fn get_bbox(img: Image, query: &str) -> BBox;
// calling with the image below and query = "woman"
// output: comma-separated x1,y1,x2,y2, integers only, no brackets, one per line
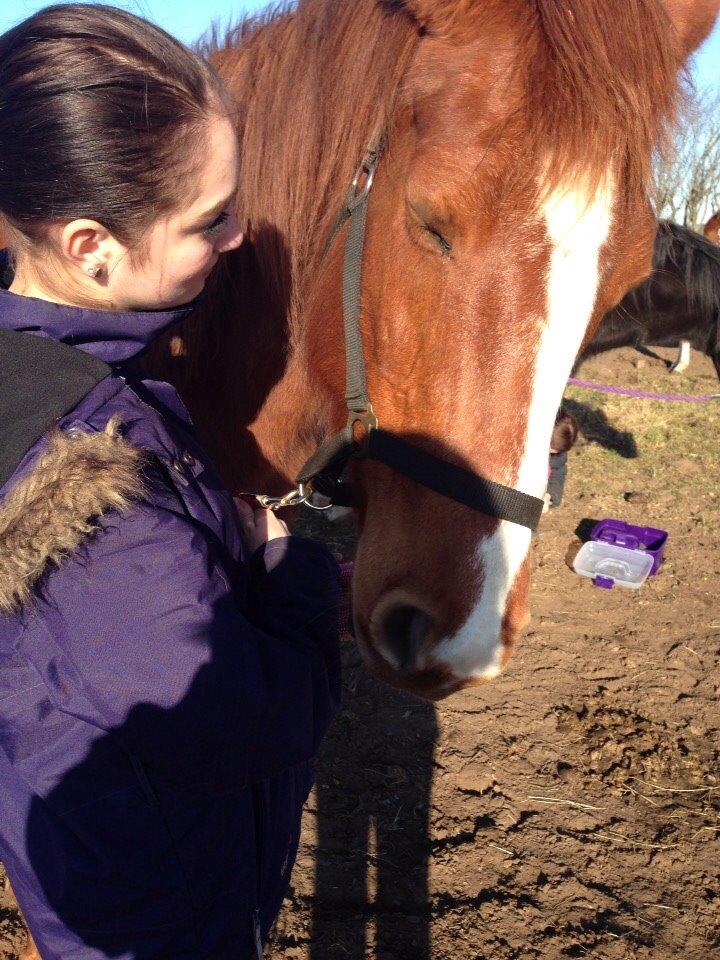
0,5,341,959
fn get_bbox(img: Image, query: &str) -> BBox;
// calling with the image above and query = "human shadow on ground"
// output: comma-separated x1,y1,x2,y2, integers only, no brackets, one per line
562,398,638,458
307,640,438,960
289,509,438,960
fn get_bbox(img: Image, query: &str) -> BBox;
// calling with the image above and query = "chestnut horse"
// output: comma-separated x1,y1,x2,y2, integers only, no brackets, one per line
705,209,720,245
147,0,719,701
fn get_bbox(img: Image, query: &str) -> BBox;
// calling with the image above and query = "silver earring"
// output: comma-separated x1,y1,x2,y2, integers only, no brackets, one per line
85,264,102,278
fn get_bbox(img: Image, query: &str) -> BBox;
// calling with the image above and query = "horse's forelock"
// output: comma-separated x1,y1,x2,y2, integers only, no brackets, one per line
399,1,679,202
200,0,682,308
525,0,679,199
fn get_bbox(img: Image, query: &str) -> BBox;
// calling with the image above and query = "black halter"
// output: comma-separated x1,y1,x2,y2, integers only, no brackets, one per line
249,137,544,532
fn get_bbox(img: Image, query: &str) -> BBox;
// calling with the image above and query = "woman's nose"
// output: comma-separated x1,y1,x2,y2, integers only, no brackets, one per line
218,213,244,252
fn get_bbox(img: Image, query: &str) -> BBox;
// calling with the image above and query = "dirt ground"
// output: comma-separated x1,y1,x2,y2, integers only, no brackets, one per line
2,345,719,959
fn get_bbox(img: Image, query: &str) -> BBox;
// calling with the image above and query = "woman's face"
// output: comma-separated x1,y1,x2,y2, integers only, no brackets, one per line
110,112,244,310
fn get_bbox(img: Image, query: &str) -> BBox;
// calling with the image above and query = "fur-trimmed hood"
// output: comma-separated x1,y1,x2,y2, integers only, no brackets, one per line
0,250,208,614
0,252,200,614
0,415,146,614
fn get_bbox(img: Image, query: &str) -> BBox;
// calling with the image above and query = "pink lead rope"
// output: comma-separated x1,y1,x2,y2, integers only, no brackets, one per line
567,377,720,404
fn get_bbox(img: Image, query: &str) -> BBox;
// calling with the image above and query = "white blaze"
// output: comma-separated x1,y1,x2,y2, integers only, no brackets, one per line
432,181,615,679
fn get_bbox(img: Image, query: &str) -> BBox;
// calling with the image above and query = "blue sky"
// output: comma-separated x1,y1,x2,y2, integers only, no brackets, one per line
1,0,270,43
2,0,719,91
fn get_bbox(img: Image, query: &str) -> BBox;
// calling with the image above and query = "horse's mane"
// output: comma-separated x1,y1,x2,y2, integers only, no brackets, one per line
191,0,679,344
197,1,417,334
641,221,720,317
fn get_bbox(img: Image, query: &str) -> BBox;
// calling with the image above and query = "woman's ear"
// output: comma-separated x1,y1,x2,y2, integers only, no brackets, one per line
59,219,126,276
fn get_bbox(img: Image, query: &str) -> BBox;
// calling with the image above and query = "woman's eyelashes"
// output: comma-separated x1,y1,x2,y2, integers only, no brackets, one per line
203,211,230,237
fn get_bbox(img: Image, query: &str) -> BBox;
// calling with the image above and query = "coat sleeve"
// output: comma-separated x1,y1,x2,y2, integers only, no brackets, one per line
31,501,341,794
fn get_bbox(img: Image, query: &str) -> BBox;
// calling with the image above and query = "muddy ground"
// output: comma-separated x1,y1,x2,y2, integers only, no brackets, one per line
2,346,719,959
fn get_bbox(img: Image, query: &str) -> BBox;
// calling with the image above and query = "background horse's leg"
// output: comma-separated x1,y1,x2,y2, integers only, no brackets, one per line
669,339,691,373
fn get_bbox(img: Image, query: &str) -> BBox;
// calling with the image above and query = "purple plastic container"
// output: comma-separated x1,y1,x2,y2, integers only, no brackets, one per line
590,519,668,576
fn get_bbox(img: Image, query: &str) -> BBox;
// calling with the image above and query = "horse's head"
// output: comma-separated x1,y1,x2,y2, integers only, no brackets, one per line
306,0,719,699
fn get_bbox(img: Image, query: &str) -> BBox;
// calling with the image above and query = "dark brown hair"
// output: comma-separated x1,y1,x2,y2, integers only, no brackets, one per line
0,3,224,252
551,408,580,454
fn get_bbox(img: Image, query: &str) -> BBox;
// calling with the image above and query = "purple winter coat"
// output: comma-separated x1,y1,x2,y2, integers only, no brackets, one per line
0,267,341,960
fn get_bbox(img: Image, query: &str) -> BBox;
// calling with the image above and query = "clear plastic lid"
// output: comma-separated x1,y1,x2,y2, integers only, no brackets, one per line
573,540,654,589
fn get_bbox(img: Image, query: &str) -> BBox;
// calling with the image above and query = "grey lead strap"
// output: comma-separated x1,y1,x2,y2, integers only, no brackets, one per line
321,205,351,263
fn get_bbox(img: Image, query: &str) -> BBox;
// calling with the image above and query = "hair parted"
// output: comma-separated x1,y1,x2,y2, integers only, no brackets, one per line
0,3,225,253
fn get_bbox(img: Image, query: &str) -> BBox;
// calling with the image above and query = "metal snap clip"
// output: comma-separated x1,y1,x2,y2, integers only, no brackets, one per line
180,450,197,468
170,458,190,485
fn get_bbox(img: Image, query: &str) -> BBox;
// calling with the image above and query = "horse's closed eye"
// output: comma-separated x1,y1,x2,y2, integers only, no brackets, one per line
406,199,452,257
426,225,452,256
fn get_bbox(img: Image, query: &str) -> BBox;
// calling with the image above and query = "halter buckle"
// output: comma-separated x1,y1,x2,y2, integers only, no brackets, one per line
347,403,378,441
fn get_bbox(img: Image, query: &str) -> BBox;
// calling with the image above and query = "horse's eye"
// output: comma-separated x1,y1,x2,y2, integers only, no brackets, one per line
426,225,452,256
407,198,452,257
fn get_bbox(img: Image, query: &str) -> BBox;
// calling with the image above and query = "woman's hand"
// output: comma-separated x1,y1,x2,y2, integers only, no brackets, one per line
233,496,290,554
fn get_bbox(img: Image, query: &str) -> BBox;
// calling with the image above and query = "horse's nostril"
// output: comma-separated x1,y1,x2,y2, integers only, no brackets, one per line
379,604,433,672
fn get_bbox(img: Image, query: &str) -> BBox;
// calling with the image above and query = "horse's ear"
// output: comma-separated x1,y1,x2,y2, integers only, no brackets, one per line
662,0,720,58
704,211,720,244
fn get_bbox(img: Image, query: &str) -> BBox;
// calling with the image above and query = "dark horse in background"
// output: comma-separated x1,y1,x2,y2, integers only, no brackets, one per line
579,220,720,379
146,0,720,701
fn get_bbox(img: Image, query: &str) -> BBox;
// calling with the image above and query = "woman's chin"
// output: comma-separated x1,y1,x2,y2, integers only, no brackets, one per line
170,275,207,305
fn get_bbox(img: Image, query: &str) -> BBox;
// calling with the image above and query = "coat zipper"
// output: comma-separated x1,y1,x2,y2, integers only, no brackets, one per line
253,907,265,960
252,786,266,959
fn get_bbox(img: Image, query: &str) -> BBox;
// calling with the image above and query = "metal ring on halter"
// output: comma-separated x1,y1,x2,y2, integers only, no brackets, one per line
349,156,377,205
302,487,336,511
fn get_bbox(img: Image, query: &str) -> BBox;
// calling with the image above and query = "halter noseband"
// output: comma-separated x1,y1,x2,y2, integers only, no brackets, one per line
245,137,544,532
